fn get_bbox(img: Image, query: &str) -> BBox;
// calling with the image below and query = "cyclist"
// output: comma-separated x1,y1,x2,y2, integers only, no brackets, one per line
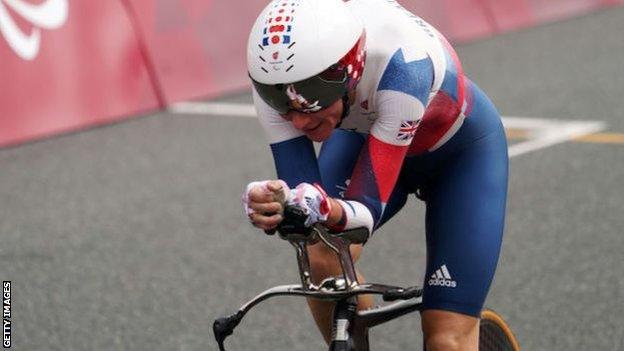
242,0,508,350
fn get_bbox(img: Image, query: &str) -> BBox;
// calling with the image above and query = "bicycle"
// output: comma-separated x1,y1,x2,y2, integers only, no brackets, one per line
214,205,520,350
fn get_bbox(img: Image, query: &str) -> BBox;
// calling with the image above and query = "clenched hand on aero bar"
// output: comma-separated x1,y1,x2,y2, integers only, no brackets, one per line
242,180,334,231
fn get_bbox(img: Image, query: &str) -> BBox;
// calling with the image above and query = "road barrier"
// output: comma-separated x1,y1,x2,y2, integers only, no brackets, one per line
1,0,621,147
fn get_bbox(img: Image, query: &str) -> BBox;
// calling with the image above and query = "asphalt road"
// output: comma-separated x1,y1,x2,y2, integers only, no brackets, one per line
1,6,623,351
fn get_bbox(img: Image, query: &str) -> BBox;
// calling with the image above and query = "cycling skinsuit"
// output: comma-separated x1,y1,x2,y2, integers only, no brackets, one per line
252,0,508,317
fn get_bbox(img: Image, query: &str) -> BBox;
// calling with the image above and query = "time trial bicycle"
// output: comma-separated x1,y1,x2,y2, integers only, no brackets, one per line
214,204,520,350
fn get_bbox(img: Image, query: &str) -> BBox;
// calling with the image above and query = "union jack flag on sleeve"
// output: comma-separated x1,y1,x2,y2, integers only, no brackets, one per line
397,120,420,141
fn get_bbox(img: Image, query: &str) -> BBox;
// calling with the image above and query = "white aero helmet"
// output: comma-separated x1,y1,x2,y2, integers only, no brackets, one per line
247,0,366,114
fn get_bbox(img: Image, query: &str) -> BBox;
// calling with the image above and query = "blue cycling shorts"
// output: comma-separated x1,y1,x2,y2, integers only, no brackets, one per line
318,81,508,317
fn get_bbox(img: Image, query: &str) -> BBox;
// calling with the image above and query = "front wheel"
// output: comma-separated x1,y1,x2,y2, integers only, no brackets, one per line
479,309,520,351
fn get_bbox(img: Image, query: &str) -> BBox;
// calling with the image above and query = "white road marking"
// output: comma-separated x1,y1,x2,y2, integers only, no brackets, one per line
169,102,257,117
503,117,606,157
170,102,608,158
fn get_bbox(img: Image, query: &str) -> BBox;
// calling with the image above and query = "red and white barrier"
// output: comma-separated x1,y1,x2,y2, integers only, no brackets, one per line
1,0,622,147
122,0,268,105
0,0,160,147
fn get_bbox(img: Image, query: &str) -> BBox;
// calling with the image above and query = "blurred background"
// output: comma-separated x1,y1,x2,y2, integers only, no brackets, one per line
1,0,623,350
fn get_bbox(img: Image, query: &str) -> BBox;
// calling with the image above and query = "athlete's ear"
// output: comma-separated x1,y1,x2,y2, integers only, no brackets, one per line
336,93,351,128
347,89,357,105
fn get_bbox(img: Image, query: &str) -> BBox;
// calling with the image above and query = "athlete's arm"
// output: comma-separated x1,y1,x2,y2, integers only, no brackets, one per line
244,89,325,230
253,88,323,187
333,48,435,234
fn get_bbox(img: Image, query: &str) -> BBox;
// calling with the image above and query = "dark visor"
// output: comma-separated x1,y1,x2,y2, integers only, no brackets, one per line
251,64,348,114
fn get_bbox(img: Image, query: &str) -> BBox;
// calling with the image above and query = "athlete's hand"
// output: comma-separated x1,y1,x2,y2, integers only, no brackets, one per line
286,182,332,227
242,180,290,230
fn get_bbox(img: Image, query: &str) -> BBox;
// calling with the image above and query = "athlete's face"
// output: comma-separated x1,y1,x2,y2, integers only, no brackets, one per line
282,99,343,142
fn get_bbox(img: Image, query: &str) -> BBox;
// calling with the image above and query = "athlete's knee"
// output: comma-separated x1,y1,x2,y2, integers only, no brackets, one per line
307,242,341,280
424,331,466,351
307,242,363,282
422,310,479,351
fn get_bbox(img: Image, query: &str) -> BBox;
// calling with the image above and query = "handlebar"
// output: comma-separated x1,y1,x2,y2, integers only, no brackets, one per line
275,204,369,244
213,203,421,351
268,204,370,291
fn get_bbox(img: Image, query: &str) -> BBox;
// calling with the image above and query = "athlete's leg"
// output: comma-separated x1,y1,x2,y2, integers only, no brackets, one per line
419,88,509,350
309,129,409,343
306,242,368,343
422,310,479,351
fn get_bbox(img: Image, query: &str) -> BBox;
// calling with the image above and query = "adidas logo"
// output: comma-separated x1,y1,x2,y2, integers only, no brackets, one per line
428,264,457,288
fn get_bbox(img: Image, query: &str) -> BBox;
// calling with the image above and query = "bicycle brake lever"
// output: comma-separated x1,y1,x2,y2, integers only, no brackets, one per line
213,311,243,351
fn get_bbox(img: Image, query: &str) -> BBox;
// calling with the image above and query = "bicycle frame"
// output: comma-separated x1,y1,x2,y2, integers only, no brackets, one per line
214,224,424,351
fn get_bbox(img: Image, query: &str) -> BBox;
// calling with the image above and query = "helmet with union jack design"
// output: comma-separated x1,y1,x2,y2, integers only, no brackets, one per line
247,0,366,114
